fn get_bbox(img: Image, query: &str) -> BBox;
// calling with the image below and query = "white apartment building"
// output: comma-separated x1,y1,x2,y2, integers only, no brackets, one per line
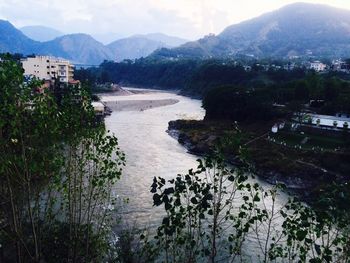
21,56,74,83
309,61,327,72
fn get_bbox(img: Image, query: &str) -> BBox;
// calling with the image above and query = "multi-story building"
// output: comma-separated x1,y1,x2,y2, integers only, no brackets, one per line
21,56,74,83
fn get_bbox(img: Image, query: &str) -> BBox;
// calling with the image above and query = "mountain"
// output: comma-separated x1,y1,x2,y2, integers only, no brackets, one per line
0,20,188,64
92,33,128,45
108,36,167,61
153,3,350,59
0,20,40,54
0,20,112,64
41,34,114,65
137,33,188,47
108,33,188,61
20,25,63,42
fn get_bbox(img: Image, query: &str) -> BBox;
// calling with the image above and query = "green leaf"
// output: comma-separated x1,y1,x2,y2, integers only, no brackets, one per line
191,197,198,204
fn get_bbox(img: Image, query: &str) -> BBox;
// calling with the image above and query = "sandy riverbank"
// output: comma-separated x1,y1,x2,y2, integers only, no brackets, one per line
103,99,179,112
99,87,180,112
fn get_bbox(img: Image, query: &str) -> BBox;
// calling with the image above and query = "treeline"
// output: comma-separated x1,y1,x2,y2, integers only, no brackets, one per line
75,59,201,91
75,58,308,95
203,74,350,122
203,86,278,121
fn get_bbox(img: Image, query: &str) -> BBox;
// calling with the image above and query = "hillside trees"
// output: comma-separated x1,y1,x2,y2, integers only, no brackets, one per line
202,86,275,122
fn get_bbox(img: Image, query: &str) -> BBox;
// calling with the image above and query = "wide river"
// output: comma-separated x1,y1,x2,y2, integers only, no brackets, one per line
102,89,290,260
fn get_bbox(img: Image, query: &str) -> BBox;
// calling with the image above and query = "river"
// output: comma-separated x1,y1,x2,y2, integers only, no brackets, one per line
102,89,291,261
102,90,206,227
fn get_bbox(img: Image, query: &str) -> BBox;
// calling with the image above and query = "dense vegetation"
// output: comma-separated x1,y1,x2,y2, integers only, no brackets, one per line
75,59,201,91
203,74,350,121
75,59,308,95
202,86,276,121
0,57,125,262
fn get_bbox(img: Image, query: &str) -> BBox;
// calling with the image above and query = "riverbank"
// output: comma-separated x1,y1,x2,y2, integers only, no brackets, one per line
103,99,179,112
99,87,180,112
167,119,350,201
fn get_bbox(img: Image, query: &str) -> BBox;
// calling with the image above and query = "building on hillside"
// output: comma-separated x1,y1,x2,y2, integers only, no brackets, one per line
309,61,327,72
21,56,74,83
331,59,350,73
283,62,296,71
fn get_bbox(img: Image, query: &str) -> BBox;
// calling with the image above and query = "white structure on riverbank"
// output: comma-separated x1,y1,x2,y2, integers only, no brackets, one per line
303,114,350,129
21,56,74,83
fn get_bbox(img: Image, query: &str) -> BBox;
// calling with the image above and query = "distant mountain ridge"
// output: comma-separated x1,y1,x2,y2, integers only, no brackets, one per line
153,2,350,59
41,34,114,65
108,36,166,62
0,21,187,64
3,2,350,64
108,33,188,61
20,25,64,42
134,33,188,47
0,20,40,54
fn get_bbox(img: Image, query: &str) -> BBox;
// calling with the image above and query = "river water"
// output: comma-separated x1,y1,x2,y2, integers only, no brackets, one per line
102,89,291,261
103,90,206,227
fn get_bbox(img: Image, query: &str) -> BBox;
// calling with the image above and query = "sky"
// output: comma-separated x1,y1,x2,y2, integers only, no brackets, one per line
1,0,350,42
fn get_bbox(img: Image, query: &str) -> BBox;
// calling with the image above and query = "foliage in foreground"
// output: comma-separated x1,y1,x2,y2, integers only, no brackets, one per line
144,154,350,263
0,58,125,262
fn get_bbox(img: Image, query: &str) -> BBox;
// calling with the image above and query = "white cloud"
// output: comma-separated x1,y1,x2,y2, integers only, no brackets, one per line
1,0,350,41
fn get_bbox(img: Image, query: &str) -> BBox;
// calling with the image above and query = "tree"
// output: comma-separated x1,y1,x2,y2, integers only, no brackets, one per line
149,154,262,262
0,57,125,262
202,86,275,122
147,153,350,262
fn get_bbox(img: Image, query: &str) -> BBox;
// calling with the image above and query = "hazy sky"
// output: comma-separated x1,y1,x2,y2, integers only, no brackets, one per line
1,0,350,41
